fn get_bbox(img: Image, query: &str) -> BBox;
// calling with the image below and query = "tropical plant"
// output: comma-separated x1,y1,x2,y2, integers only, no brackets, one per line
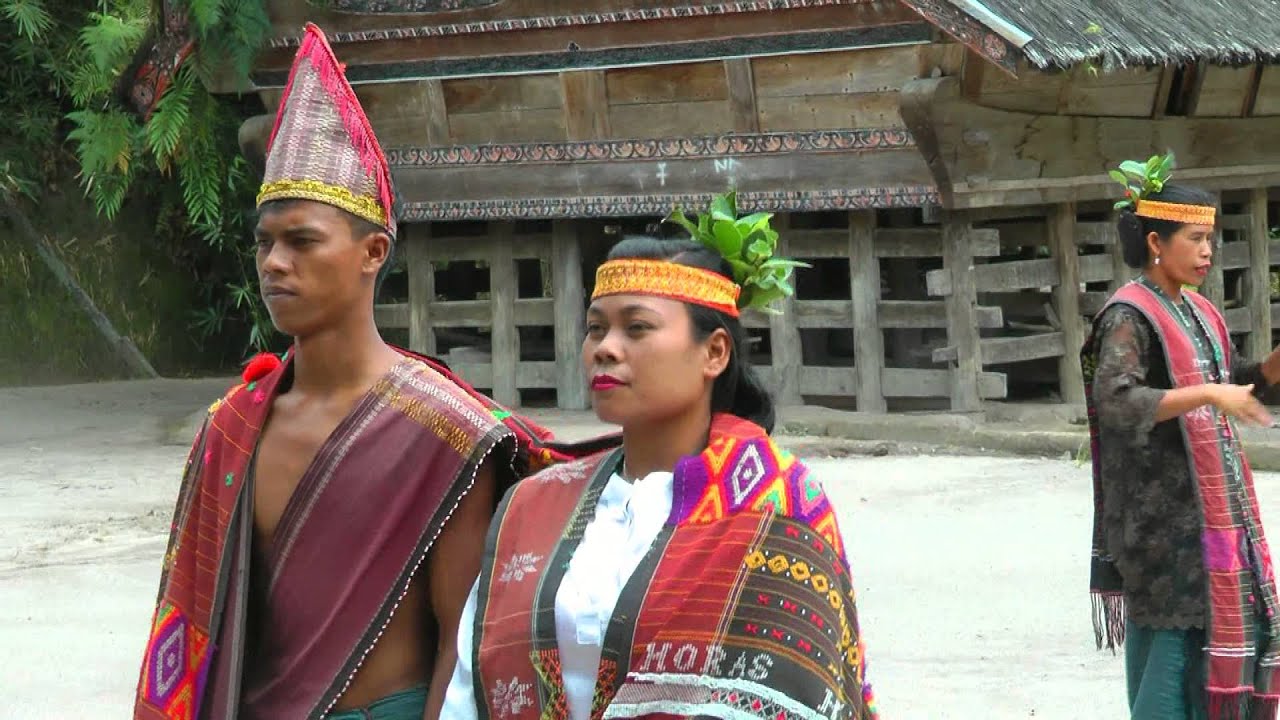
1,0,277,357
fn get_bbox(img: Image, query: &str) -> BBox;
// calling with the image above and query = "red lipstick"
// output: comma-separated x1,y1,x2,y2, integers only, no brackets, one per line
591,374,625,391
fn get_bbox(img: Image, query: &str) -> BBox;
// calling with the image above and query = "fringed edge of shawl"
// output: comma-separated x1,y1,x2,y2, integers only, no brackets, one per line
1251,694,1280,720
1092,591,1126,653
1206,689,1277,720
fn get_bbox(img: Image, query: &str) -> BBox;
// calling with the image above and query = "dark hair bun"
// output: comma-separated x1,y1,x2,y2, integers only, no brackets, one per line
1117,209,1148,269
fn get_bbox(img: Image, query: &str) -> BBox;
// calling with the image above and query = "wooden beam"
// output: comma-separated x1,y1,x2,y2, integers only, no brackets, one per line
1151,64,1176,119
899,77,954,203
960,49,986,101
933,332,1066,365
425,234,553,264
489,222,520,407
756,366,1007,400
1048,203,1085,403
1080,291,1110,317
561,70,611,140
552,220,588,410
1247,187,1274,359
723,58,760,134
423,79,451,145
1244,63,1265,118
897,76,1280,210
1202,192,1226,309
448,361,558,390
878,300,1002,329
395,143,935,216
848,210,885,412
741,299,1002,330
406,223,436,355
1107,221,1131,292
769,214,803,406
788,227,1000,259
941,216,981,411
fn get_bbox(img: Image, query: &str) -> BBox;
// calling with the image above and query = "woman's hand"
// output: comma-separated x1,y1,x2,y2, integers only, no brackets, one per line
1210,384,1275,427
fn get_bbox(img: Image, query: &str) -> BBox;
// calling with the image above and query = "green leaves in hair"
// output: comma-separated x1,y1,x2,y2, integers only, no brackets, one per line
1110,151,1175,211
664,191,809,314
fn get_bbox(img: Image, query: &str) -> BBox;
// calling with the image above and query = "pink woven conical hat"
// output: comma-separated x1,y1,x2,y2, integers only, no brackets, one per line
257,23,396,237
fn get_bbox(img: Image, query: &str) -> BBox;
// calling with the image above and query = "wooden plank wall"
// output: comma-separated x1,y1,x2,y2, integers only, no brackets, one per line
377,191,1273,410
399,43,956,149
376,228,562,408
970,60,1278,119
746,213,1007,410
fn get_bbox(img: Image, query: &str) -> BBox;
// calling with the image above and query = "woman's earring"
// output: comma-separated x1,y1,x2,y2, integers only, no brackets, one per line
1154,256,1161,266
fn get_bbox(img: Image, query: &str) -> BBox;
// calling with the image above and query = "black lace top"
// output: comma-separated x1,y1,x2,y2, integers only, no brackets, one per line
1091,302,1272,628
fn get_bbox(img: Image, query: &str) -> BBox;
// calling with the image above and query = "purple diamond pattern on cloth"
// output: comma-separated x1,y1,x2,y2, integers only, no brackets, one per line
728,441,776,510
147,613,187,705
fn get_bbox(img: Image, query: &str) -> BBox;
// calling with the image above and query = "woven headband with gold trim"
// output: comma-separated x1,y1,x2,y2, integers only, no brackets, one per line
592,259,741,317
1136,199,1216,226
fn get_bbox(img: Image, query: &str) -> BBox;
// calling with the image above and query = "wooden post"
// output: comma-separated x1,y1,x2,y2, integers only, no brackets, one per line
942,215,982,412
848,210,886,412
561,70,611,140
423,79,451,145
1108,221,1131,293
1202,192,1227,310
406,223,436,355
769,213,804,406
552,220,588,409
489,222,520,407
1049,203,1086,403
1247,186,1274,359
723,59,760,133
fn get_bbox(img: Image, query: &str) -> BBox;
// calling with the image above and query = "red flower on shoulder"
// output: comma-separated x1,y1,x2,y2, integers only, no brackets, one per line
242,352,283,383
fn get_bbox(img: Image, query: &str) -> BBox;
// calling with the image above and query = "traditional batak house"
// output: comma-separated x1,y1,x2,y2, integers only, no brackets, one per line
234,0,1280,413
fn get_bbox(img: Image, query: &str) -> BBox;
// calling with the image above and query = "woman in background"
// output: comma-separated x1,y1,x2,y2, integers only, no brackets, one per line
1085,154,1280,719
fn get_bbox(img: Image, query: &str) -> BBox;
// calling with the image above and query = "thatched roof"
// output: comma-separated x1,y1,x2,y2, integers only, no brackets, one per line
953,0,1280,69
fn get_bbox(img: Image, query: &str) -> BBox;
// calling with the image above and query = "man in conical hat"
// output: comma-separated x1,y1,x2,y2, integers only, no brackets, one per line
132,23,603,720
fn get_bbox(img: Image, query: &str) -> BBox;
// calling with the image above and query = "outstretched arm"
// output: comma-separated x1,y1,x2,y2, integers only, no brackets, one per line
422,458,497,719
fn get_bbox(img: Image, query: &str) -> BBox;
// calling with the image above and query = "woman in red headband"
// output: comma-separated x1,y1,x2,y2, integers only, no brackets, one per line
1085,154,1280,719
442,193,877,720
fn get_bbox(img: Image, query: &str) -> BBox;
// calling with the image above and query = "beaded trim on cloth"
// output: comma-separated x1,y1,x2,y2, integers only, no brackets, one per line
1136,199,1216,226
591,259,741,317
257,179,387,230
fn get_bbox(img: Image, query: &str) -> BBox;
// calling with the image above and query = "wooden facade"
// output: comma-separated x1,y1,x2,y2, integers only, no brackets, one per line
237,0,1279,411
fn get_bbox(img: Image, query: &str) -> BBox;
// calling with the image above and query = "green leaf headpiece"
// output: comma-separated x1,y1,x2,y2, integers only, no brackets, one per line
664,191,809,314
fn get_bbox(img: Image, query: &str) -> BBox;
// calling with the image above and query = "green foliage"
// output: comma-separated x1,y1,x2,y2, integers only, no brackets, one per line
665,190,810,314
1110,152,1176,211
1,0,280,361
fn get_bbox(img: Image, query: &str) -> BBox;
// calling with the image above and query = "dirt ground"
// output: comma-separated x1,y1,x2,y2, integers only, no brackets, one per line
5,378,1276,718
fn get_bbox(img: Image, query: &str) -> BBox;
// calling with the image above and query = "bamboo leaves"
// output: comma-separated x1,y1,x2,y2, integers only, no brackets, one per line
2,0,51,40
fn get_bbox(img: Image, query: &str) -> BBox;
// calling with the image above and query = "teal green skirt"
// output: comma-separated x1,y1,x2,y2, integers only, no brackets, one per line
325,685,428,720
1125,620,1208,720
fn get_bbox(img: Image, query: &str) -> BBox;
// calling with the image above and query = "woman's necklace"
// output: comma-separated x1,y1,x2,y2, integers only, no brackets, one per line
1137,275,1224,382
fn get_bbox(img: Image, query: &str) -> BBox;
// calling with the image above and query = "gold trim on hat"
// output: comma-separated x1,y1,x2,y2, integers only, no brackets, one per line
257,179,388,231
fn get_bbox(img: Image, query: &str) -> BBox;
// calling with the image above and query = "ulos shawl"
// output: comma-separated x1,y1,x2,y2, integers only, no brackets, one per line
1084,282,1280,718
133,347,610,720
470,413,877,720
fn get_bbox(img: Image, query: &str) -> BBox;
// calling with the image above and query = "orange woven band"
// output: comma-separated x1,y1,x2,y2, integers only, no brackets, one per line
591,259,741,317
1136,199,1216,226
